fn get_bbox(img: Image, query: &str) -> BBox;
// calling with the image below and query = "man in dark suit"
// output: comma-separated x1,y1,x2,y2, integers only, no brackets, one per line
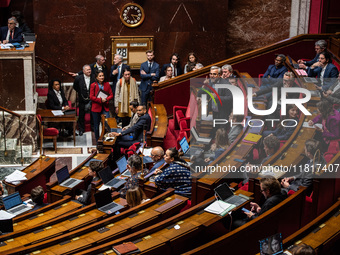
73,64,95,136
233,176,286,229
281,139,326,196
0,17,23,43
298,40,327,69
110,105,151,162
70,55,108,81
160,53,183,77
140,50,160,105
110,54,130,93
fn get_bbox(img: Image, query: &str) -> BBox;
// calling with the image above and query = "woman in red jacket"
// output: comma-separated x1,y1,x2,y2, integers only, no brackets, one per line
90,71,113,141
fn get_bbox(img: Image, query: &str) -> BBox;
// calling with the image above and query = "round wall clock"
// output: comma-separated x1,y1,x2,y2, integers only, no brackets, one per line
120,3,145,28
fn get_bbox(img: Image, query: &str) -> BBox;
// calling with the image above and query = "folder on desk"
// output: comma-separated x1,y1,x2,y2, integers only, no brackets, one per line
242,133,262,144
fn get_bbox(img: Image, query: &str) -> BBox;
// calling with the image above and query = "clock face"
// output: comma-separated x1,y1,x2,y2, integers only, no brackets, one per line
120,3,145,28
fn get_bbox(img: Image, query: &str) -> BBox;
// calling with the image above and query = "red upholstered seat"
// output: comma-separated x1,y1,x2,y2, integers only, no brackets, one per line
43,128,59,136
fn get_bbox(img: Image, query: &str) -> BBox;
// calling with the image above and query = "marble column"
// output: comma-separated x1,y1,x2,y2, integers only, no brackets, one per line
290,0,311,37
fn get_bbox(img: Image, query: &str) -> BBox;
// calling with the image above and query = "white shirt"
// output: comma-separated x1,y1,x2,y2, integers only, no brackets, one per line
84,74,91,90
54,89,63,106
320,64,327,86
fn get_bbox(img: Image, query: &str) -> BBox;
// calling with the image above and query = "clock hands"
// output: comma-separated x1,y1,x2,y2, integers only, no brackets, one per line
131,14,139,22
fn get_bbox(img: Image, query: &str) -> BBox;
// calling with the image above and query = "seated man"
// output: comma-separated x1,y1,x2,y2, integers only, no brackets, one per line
122,101,140,131
233,176,286,228
0,17,23,44
149,146,166,173
75,161,102,205
262,54,288,86
110,105,151,159
31,186,49,211
298,40,327,70
281,139,326,195
323,76,340,106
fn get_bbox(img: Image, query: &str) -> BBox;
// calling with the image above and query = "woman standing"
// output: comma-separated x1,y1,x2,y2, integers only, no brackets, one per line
90,71,113,141
114,69,140,128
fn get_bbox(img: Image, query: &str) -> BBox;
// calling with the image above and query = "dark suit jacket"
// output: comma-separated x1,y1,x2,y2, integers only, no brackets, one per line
255,193,286,217
305,54,319,67
47,89,68,110
121,113,151,141
140,61,160,92
0,26,23,43
308,63,339,90
73,74,95,103
160,63,183,77
77,176,99,205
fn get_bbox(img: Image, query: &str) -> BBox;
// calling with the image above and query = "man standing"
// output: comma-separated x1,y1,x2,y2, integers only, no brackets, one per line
0,17,23,43
140,50,160,105
160,53,183,77
110,54,130,98
70,55,108,81
73,64,95,136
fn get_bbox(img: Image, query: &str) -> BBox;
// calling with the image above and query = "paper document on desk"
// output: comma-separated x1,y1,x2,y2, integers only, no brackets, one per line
99,184,110,191
5,170,27,184
0,210,16,219
51,110,64,116
204,200,235,215
0,43,12,49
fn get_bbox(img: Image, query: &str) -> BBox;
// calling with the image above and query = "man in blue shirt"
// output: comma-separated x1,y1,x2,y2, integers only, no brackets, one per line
262,54,288,86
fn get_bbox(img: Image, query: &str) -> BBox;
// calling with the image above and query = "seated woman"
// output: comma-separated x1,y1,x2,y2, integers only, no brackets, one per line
184,52,202,74
31,186,49,211
262,104,299,140
75,161,102,205
159,66,174,82
119,154,142,198
308,100,340,151
205,128,229,164
307,51,339,91
126,186,149,208
154,147,191,197
47,79,70,110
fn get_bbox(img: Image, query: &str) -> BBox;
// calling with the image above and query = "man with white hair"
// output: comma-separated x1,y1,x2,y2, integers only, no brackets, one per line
70,54,108,81
0,17,23,43
110,54,130,99
221,64,236,82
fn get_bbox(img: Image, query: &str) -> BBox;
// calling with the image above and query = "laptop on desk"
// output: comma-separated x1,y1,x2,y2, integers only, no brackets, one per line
110,128,122,133
214,183,248,207
3,192,31,216
116,156,132,177
56,165,83,188
191,127,211,144
94,188,124,214
98,166,126,189
179,136,204,157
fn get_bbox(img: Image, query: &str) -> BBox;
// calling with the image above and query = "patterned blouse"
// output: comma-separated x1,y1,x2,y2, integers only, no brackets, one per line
119,173,139,198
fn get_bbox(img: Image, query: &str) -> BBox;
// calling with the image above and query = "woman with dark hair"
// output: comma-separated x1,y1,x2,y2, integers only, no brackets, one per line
31,186,48,211
308,51,339,91
159,66,174,82
90,71,113,141
47,79,70,110
308,100,340,150
184,52,201,73
154,147,191,197
263,104,299,140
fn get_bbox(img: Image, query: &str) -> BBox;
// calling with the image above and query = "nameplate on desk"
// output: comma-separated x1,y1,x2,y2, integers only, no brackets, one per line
30,168,37,173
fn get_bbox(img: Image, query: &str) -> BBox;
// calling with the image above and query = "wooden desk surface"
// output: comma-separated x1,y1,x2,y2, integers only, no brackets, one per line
0,42,35,53
4,156,56,196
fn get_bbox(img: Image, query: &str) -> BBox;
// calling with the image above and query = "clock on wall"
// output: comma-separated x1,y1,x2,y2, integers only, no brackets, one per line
120,3,145,28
